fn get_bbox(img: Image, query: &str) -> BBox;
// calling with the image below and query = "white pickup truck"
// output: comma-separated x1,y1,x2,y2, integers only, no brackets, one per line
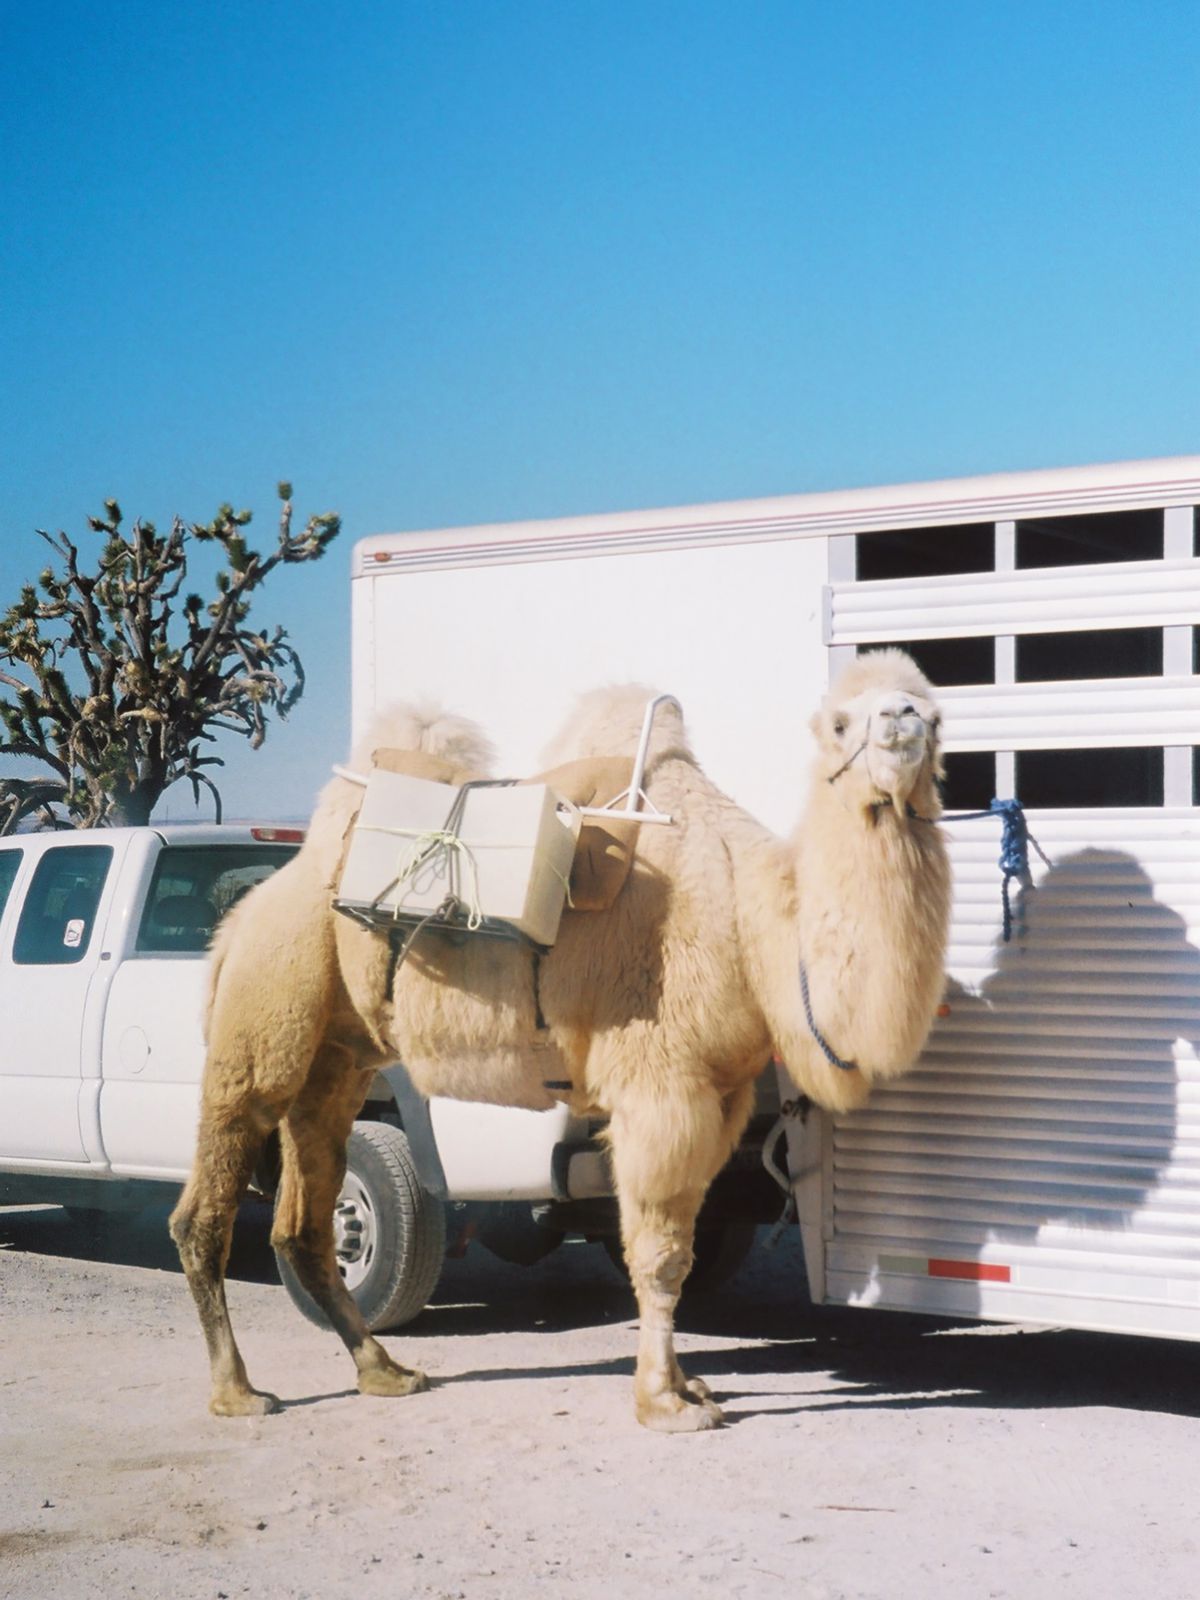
0,824,779,1326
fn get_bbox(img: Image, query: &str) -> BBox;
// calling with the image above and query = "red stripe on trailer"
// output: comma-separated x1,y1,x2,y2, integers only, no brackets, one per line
928,1259,1011,1283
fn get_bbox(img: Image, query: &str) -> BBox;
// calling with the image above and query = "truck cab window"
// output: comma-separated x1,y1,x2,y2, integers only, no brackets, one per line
135,844,299,954
13,846,113,965
0,851,20,920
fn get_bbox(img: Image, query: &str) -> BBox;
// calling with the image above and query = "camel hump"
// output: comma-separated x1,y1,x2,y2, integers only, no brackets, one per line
371,747,485,786
539,683,692,768
530,755,634,808
527,757,639,913
349,702,496,778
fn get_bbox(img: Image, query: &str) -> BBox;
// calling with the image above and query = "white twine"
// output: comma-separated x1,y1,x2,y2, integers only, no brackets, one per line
352,792,579,933
546,862,575,909
359,823,486,931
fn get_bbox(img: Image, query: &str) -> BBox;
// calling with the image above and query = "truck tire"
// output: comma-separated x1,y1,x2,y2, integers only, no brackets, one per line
474,1200,565,1266
604,1220,758,1294
684,1220,758,1291
274,1121,446,1333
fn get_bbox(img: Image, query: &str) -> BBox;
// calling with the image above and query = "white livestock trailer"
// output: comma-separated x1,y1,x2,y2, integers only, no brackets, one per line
353,455,1200,1341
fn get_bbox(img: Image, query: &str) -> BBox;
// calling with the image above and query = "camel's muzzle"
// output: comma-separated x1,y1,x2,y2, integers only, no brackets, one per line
873,695,932,758
875,712,929,760
867,698,935,804
826,695,938,803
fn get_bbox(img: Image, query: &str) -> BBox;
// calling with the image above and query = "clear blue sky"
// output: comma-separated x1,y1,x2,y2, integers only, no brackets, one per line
2,1,1197,818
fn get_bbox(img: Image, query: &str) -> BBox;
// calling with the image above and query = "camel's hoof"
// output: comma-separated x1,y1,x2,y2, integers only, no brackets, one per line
209,1387,281,1418
683,1376,714,1402
637,1391,724,1434
358,1364,428,1398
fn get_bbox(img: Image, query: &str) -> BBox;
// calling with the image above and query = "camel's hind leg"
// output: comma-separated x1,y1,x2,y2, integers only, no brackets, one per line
608,1079,756,1433
170,1094,283,1416
271,1042,428,1399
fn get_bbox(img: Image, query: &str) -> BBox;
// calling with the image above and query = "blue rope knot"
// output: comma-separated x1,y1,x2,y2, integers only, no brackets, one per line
942,796,1049,942
992,797,1028,943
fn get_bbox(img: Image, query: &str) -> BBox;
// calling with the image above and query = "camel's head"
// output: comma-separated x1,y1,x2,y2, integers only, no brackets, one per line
811,649,944,815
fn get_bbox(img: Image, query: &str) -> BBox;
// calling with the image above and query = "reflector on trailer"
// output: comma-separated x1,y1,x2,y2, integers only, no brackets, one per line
879,1254,1013,1284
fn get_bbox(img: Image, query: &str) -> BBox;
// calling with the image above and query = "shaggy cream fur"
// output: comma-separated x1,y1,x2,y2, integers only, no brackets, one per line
171,654,951,1433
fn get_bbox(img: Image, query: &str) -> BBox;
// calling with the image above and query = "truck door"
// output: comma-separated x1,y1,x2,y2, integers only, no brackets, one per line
0,842,114,1162
99,840,300,1176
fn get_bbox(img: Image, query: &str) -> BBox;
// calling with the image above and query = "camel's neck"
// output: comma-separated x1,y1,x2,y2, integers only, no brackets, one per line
731,783,952,1100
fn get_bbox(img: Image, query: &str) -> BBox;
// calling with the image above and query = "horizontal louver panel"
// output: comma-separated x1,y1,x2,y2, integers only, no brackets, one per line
827,810,1200,1336
938,676,1200,751
826,556,1200,643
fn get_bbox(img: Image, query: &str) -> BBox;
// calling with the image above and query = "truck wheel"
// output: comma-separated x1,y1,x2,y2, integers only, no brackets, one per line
603,1220,758,1294
274,1121,446,1333
684,1220,758,1291
474,1201,565,1267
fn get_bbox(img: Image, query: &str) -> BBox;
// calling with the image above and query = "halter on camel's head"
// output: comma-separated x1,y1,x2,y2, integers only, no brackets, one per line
813,649,944,819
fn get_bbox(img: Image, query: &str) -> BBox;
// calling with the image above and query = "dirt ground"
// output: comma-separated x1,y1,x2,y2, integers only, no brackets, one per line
2,1201,1198,1600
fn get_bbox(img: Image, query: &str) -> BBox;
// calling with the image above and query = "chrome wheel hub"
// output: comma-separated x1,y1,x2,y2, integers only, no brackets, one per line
332,1173,377,1291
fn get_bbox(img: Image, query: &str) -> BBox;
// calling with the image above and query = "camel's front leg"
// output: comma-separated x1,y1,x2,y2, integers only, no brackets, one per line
621,1187,722,1431
272,1043,428,1400
608,1086,744,1432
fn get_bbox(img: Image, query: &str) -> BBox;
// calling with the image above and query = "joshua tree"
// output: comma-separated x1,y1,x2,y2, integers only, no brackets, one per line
0,485,340,831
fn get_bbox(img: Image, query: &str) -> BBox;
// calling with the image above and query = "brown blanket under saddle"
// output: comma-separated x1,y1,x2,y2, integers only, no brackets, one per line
368,747,639,913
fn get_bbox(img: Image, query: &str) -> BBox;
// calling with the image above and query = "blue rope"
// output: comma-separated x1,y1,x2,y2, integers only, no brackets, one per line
798,958,857,1073
939,797,1049,942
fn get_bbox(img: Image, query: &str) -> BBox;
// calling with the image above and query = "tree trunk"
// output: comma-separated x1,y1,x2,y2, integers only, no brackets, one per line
108,786,157,829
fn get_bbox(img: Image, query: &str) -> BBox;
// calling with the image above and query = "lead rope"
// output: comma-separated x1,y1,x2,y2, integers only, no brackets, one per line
798,957,857,1073
934,797,1050,944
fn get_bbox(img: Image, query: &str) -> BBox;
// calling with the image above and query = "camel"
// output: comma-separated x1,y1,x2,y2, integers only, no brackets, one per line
170,649,951,1432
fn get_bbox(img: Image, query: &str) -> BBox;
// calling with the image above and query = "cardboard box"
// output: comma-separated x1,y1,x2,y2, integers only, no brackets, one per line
337,770,581,946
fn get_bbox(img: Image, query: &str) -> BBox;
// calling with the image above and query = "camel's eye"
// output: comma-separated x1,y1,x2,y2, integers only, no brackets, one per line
832,713,848,738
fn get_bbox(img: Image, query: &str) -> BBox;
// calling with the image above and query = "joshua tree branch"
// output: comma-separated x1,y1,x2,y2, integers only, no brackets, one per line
1,485,338,828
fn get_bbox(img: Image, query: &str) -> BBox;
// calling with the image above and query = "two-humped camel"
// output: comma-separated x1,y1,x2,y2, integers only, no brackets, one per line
171,650,951,1431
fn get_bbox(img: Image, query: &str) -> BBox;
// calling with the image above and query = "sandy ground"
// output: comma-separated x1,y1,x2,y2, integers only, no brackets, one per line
2,1201,1199,1600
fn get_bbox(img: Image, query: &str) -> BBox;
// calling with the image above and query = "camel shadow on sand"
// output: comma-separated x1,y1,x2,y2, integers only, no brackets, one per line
444,1312,1200,1425
0,1194,279,1283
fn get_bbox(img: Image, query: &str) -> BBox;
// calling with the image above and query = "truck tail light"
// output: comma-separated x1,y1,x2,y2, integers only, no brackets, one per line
250,826,306,843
